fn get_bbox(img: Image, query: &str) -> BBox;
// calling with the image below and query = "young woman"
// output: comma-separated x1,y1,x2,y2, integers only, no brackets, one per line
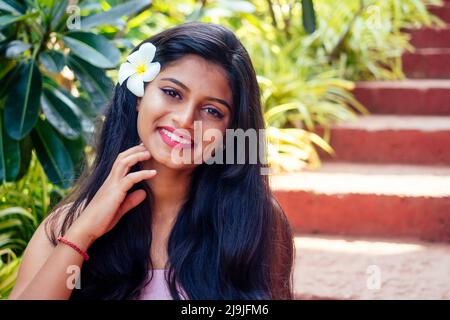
9,22,294,300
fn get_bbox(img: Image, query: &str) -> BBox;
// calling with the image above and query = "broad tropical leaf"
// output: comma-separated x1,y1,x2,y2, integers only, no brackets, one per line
0,109,20,182
30,118,74,188
63,31,120,69
80,0,151,30
39,50,65,73
0,0,26,15
40,87,82,140
67,54,114,111
4,61,42,140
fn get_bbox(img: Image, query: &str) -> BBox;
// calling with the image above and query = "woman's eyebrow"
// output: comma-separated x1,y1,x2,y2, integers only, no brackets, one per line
160,77,231,111
161,77,190,91
205,97,231,111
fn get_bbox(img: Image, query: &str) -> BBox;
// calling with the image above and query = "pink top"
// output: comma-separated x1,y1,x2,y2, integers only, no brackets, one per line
135,269,187,300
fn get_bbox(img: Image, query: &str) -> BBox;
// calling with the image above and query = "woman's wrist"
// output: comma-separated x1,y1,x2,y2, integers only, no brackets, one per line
64,221,97,252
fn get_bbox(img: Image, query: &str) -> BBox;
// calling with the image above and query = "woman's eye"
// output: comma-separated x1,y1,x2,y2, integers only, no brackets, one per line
161,88,182,99
205,107,224,119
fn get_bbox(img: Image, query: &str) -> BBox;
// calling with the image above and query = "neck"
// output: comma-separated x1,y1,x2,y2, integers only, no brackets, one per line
141,158,193,226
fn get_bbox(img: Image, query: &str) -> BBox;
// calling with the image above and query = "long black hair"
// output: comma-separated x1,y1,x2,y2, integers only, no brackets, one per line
46,22,294,300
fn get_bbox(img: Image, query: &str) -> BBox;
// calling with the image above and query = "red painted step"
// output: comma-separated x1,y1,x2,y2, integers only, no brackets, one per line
293,235,450,299
407,27,450,49
429,4,450,23
317,115,450,165
403,48,450,78
271,163,450,242
353,80,450,115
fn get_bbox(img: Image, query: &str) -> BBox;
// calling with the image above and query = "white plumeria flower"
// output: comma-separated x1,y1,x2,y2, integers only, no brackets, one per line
118,42,161,97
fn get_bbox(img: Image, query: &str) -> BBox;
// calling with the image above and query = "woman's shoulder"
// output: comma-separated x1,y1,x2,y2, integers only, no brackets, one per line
7,202,76,299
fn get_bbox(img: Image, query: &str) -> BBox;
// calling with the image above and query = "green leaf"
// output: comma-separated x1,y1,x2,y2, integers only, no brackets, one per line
67,54,113,110
219,0,255,14
0,207,37,226
39,50,65,73
0,108,20,182
0,12,37,28
42,76,97,141
185,4,205,21
302,0,316,34
4,61,42,140
0,58,16,82
80,0,151,30
50,0,68,30
0,232,28,250
0,0,26,15
15,133,33,181
58,133,85,178
72,95,98,120
63,31,120,69
0,255,21,298
4,40,31,58
30,118,74,188
0,219,22,231
0,15,22,28
264,102,298,124
37,0,56,9
52,88,96,143
40,87,82,140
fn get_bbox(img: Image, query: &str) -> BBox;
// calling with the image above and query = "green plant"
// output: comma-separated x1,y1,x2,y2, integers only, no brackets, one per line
0,150,63,299
0,0,151,188
235,17,368,170
0,248,20,299
222,0,440,168
299,0,443,80
0,149,65,244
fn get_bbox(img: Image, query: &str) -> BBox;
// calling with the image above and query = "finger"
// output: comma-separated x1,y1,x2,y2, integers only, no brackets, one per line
121,170,157,191
115,151,152,178
116,189,147,219
113,144,147,169
111,144,147,174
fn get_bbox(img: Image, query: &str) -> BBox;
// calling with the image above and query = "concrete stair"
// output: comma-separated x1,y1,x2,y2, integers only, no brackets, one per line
403,49,450,78
271,163,450,242
403,3,450,78
408,27,450,49
429,3,450,23
293,235,450,299
275,1,450,243
317,115,450,165
353,80,450,115
274,1,450,299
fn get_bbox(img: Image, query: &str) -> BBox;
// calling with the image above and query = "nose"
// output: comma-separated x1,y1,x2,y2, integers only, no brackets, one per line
174,101,196,129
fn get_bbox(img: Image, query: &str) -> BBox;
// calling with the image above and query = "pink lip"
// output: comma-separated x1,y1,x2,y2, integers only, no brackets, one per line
158,126,194,148
159,126,193,141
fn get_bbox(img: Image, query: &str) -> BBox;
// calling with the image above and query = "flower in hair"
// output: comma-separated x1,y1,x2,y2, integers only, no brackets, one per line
118,42,161,97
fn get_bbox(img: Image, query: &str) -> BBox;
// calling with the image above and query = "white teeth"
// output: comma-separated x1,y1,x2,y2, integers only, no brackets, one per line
161,128,191,144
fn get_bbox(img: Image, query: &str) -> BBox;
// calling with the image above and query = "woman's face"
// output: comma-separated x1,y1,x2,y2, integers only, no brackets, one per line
136,54,233,169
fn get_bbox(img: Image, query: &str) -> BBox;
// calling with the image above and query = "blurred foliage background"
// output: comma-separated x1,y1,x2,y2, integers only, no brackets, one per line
0,0,442,298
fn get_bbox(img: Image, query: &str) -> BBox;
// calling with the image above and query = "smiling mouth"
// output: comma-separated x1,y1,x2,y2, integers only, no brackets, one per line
157,127,194,148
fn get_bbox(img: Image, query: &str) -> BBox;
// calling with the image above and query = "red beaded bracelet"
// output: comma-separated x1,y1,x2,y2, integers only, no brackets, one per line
57,236,90,261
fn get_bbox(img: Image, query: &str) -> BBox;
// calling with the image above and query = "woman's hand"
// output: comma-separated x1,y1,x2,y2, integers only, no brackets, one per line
70,143,156,242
